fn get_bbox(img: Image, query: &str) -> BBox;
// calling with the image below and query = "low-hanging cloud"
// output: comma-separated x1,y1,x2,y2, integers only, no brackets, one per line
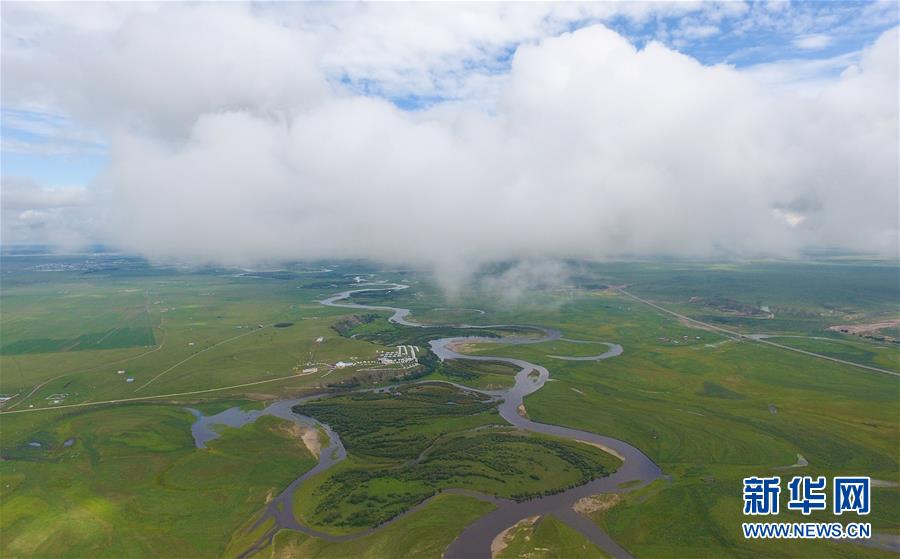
1,177,94,250
3,5,898,289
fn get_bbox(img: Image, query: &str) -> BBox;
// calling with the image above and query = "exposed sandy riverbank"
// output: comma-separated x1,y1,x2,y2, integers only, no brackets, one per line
575,439,626,462
490,515,541,558
573,493,621,515
284,423,321,459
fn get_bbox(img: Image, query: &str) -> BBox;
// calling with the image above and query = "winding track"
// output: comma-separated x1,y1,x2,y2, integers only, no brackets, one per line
237,284,662,559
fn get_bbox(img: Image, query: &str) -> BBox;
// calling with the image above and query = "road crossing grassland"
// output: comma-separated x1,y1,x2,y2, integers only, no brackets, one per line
134,325,270,391
4,313,270,411
617,289,899,376
0,370,314,415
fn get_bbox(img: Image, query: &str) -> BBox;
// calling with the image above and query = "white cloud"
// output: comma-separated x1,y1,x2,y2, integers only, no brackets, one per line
793,34,833,50
3,4,326,138
1,4,897,289
772,208,806,228
2,180,87,210
742,50,861,95
0,177,94,247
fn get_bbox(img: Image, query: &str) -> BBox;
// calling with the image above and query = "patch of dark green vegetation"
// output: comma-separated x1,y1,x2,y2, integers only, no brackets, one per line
294,384,620,531
273,322,294,328
309,432,615,529
697,381,747,400
294,384,497,459
569,272,609,291
442,360,516,381
239,271,300,280
349,289,405,303
427,359,522,389
301,281,346,288
331,313,380,335
689,296,771,317
1,326,156,355
331,313,536,348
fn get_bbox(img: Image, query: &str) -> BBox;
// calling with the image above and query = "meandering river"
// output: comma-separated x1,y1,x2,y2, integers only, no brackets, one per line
201,283,662,559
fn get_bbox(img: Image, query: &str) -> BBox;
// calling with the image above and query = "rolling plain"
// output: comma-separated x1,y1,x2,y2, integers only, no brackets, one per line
1,252,897,558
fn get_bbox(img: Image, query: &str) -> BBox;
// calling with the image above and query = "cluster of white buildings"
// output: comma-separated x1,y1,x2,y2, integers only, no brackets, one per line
322,345,421,372
378,345,418,365
298,335,421,374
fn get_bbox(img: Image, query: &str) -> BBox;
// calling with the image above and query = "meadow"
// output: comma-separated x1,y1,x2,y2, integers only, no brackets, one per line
0,256,400,409
496,514,608,559
264,493,495,559
1,254,897,558
452,290,899,557
0,403,316,558
292,383,620,532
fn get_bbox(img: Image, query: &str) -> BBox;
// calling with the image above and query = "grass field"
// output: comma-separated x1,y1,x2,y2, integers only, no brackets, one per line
1,254,897,558
595,478,899,558
760,335,899,372
0,258,404,409
0,403,316,558
266,493,495,559
496,514,609,559
454,290,899,557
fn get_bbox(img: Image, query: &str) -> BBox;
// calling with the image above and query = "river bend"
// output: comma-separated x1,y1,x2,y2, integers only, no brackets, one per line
219,284,662,559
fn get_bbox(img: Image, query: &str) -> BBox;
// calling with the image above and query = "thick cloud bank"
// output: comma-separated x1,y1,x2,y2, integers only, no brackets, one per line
3,5,898,279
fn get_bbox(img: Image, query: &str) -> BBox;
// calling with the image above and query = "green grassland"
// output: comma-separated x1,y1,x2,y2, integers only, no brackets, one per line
454,290,898,557
1,326,156,355
593,479,899,559
223,515,277,559
496,514,609,559
761,335,899,372
0,404,316,558
0,260,407,409
599,259,897,309
267,493,495,559
601,260,899,335
1,255,897,558
292,383,620,532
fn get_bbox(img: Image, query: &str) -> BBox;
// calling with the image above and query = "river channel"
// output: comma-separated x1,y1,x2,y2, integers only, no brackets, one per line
195,284,662,559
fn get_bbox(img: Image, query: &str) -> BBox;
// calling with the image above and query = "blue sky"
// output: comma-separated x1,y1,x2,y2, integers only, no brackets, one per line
605,1,897,66
2,107,107,185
